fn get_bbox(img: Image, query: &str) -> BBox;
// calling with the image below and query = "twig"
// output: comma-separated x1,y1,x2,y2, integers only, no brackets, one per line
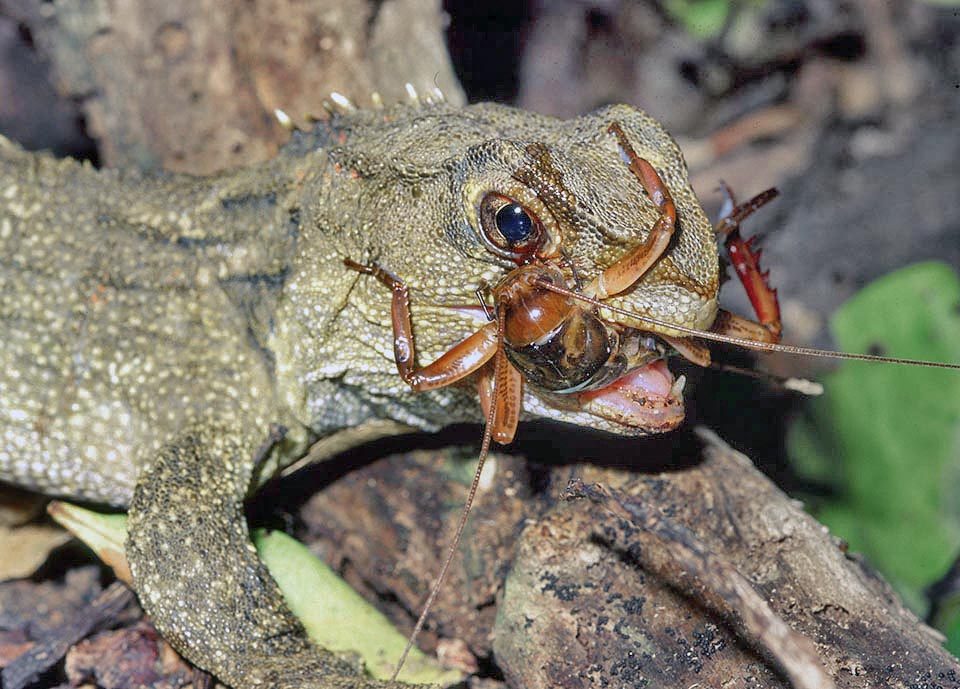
2,582,135,689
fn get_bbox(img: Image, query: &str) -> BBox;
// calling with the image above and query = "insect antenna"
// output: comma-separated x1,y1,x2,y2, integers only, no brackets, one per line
392,308,508,680
706,361,825,395
537,280,960,370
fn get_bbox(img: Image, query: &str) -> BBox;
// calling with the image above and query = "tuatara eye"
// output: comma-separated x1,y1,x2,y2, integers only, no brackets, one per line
495,203,533,243
479,192,544,262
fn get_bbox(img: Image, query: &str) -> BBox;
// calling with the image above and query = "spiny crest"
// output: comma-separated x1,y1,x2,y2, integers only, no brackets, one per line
273,85,448,134
323,84,446,117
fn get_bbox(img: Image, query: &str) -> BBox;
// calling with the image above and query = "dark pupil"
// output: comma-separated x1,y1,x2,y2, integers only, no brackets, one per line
495,203,533,244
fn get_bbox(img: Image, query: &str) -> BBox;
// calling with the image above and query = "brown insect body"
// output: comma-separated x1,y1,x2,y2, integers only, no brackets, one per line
495,263,630,394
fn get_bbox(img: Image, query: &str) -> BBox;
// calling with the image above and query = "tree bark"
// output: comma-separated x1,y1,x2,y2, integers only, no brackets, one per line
2,0,463,173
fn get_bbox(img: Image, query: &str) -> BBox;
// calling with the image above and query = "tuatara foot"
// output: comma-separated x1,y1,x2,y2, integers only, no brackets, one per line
126,424,421,689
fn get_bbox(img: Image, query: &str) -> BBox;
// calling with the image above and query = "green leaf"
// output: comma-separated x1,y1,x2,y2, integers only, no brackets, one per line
663,0,731,38
255,529,462,685
931,580,960,657
49,503,461,685
48,501,133,583
946,602,960,656
789,262,960,616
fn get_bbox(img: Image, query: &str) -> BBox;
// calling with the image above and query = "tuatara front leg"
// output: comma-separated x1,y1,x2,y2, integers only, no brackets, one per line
126,422,415,689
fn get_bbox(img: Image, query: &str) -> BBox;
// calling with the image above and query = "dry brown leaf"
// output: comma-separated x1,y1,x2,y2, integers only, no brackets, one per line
0,522,70,579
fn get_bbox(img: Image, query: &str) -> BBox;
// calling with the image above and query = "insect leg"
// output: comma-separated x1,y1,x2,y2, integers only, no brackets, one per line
714,184,782,341
477,312,524,444
660,333,712,367
585,123,678,300
710,308,781,343
345,258,499,390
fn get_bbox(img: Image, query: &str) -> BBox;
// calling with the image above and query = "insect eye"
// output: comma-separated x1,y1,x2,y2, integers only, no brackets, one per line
479,192,545,261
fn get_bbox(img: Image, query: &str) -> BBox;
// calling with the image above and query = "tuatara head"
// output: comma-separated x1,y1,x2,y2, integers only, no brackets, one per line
280,101,720,439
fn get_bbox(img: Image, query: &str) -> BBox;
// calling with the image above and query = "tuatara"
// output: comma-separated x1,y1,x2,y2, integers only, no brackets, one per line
0,99,722,688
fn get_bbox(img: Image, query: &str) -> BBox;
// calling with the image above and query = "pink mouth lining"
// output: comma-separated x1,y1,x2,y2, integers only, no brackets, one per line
577,360,684,431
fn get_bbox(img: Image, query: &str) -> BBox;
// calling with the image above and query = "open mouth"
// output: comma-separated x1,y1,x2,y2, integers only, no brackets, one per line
576,359,686,433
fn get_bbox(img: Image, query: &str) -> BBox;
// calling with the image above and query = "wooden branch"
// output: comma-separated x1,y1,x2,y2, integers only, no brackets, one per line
561,476,835,689
303,428,959,688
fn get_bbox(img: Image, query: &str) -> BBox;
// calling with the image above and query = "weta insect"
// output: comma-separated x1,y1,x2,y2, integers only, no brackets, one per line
347,121,960,678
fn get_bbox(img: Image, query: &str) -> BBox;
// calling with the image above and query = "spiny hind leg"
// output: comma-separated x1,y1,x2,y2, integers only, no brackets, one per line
713,184,782,342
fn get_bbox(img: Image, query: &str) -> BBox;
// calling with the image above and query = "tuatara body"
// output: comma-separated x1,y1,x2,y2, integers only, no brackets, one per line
0,101,719,688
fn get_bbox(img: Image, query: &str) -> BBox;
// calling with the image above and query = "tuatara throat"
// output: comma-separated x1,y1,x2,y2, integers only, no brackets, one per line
0,100,721,688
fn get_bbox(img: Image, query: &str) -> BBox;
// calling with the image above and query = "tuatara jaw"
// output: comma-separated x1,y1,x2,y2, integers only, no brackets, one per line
575,360,686,433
